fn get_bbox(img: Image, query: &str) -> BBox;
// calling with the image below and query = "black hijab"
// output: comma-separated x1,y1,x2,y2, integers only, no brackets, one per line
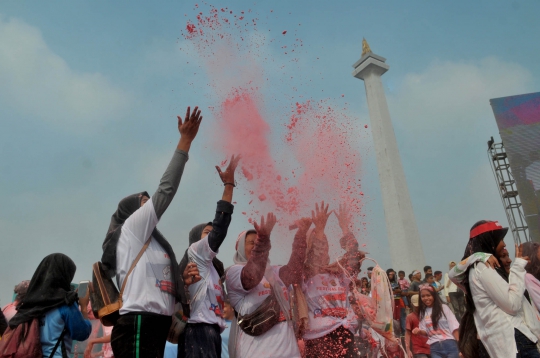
178,223,225,317
459,220,508,358
10,253,77,328
101,192,182,301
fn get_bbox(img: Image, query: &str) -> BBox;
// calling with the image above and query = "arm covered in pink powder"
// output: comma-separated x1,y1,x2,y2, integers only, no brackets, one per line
279,228,308,287
241,233,271,291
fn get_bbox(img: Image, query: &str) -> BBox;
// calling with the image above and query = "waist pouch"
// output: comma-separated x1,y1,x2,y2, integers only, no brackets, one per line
237,293,284,337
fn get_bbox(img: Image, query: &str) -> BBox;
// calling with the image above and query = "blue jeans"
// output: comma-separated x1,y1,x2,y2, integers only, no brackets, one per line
400,307,407,334
515,328,540,358
429,339,459,358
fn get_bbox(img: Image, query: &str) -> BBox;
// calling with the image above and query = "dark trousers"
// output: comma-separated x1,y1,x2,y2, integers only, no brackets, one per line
111,313,171,358
516,328,540,358
305,325,357,358
181,323,221,358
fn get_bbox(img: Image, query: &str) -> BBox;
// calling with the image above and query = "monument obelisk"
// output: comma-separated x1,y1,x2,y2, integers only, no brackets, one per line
352,39,426,274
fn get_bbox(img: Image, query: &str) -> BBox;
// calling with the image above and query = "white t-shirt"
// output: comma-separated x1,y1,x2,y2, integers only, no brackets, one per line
303,273,353,340
187,236,226,331
117,198,175,316
419,305,459,345
226,265,300,358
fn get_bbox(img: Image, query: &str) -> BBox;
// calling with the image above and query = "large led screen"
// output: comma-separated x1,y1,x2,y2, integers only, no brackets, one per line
491,92,540,242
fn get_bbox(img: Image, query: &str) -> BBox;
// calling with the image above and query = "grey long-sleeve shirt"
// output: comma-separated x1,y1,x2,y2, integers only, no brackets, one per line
152,149,189,219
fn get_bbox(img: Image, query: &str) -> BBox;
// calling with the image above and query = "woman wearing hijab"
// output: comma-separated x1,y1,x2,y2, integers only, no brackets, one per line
9,253,91,357
176,154,240,358
225,213,311,358
302,202,363,358
523,242,540,311
448,220,539,358
101,106,202,358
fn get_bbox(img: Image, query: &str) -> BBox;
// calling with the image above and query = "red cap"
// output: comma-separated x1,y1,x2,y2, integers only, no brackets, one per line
470,221,504,239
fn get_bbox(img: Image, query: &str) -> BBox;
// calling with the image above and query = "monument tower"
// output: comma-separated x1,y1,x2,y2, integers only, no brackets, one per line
352,39,426,274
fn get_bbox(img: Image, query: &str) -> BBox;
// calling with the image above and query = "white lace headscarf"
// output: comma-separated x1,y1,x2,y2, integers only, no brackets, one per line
226,230,292,358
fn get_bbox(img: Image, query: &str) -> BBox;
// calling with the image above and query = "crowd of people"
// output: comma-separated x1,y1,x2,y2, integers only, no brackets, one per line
1,106,540,358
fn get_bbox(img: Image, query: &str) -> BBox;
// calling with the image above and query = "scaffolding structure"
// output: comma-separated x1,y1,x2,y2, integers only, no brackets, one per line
488,137,530,244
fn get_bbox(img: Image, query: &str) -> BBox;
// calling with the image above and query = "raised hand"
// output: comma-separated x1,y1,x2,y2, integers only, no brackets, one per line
335,203,352,234
485,255,501,270
294,217,312,234
312,201,332,231
177,106,203,152
253,213,277,238
183,262,202,286
516,243,530,262
215,154,242,186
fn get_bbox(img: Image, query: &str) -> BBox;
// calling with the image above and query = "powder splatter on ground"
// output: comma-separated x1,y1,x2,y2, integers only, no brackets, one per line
180,3,369,252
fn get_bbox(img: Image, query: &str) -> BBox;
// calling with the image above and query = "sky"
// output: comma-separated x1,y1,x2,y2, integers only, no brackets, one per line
1,0,539,305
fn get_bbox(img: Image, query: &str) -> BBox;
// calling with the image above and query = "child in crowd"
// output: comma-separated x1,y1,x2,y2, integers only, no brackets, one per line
425,274,435,287
398,270,409,306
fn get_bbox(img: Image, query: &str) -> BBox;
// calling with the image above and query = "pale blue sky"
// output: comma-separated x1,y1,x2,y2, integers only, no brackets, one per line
1,0,539,304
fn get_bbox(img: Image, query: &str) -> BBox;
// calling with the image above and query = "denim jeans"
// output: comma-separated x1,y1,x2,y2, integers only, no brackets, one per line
400,307,407,334
515,328,540,358
429,339,460,358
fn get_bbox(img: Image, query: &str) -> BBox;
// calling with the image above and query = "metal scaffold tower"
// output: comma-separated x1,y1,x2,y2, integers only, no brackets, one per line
487,137,530,245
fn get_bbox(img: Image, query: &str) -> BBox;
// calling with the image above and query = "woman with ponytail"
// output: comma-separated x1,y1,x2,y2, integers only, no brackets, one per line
449,220,539,358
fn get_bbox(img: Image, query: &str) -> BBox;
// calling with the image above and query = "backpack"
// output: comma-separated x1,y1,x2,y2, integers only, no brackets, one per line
0,318,41,358
0,318,67,358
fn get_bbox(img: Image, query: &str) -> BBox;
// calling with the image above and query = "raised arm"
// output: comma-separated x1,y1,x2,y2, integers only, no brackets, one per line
312,201,332,247
335,203,359,253
448,252,496,291
153,106,203,218
207,155,241,252
279,217,311,286
481,257,527,315
241,213,276,291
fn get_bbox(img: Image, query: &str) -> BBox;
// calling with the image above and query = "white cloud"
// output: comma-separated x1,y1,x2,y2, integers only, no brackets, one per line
0,15,131,132
390,57,533,151
382,57,533,267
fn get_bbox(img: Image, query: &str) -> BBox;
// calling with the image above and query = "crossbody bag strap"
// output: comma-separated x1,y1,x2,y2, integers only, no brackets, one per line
48,327,67,358
119,236,152,296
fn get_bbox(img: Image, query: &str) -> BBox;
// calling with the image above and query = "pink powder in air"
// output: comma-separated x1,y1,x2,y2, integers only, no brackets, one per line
186,23,197,33
181,4,369,254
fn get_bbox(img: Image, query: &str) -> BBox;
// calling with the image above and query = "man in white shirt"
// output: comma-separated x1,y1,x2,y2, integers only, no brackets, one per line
433,270,446,303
